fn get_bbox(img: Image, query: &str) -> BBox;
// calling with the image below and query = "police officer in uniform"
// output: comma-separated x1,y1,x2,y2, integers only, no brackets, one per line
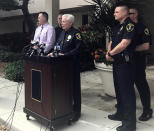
129,8,153,121
48,14,82,122
106,4,136,131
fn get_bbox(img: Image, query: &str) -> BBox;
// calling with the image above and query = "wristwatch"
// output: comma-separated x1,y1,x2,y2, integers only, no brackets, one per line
107,52,112,57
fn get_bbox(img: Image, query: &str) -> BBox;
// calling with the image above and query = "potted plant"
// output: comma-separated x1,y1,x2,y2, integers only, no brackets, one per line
92,48,115,97
79,25,105,72
81,0,117,96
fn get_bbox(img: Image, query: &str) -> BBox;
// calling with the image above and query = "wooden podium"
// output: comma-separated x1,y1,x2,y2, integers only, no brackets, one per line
23,55,74,130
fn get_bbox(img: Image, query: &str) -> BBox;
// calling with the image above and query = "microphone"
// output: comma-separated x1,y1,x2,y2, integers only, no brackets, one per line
37,43,46,56
24,41,46,57
53,44,61,57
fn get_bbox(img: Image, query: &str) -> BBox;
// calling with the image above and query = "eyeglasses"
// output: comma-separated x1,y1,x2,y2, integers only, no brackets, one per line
129,12,135,15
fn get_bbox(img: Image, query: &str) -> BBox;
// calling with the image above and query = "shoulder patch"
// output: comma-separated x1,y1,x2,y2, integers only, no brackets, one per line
144,28,150,35
76,33,81,40
126,23,134,32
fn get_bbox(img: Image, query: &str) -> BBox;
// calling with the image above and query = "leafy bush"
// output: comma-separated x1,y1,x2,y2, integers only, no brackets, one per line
3,60,24,82
0,49,22,62
78,0,116,71
90,0,116,41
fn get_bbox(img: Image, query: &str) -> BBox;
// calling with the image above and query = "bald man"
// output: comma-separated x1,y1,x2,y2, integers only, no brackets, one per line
106,4,137,131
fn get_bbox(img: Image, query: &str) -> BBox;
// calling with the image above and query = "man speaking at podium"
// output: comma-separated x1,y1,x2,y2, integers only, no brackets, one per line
48,14,82,122
33,12,55,54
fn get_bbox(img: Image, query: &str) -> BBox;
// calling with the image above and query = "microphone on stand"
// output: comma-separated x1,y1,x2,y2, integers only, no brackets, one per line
53,44,61,57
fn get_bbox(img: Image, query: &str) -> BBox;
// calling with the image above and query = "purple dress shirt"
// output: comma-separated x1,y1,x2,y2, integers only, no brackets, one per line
33,23,55,53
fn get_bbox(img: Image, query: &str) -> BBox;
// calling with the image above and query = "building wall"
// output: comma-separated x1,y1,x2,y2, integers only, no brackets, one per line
70,11,91,28
0,18,23,34
0,0,45,34
0,0,58,34
0,0,92,18
0,0,91,34
60,0,93,9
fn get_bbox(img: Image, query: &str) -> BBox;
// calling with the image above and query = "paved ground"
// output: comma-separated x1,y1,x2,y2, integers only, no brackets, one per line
81,66,154,113
0,66,154,131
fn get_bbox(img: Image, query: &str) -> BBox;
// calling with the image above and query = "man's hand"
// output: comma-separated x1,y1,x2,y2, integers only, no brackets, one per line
31,40,36,44
47,52,64,57
47,53,54,57
106,54,114,62
58,53,64,56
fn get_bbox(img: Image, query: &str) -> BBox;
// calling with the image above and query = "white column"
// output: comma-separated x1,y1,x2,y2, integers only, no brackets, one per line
44,0,59,26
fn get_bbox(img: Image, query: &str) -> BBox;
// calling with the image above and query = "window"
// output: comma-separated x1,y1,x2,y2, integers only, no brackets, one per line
82,14,88,25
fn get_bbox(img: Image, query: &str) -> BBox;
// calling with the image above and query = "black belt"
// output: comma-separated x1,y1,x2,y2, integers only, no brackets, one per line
113,53,134,64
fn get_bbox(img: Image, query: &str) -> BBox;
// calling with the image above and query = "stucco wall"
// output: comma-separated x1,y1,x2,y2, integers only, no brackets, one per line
0,18,23,34
60,0,93,9
0,0,92,18
0,0,91,34
0,0,58,34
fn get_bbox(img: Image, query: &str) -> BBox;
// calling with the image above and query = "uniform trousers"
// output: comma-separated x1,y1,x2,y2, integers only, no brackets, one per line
135,55,151,112
113,61,136,128
72,56,81,114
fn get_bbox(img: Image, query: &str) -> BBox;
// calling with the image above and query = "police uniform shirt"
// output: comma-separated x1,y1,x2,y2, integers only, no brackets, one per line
56,27,82,56
111,17,136,53
136,22,152,46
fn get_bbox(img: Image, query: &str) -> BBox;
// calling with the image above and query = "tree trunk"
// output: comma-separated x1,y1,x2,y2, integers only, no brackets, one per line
22,0,35,39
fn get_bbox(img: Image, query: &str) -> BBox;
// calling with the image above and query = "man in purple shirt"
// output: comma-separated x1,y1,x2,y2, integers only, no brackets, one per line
33,12,55,54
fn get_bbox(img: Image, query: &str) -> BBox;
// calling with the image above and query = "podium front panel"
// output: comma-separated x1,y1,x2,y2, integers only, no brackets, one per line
24,56,73,121
31,69,42,102
24,61,53,120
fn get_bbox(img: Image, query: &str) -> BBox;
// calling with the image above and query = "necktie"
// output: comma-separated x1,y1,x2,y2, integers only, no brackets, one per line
38,25,43,42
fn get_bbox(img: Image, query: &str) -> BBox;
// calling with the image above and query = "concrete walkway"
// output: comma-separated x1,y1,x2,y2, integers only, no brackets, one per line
0,66,154,131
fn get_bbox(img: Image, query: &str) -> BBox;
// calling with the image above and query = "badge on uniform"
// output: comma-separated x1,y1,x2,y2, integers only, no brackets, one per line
76,33,81,40
144,28,150,35
67,35,72,41
126,23,134,32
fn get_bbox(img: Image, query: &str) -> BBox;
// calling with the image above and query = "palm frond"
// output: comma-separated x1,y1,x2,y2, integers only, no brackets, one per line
90,0,116,35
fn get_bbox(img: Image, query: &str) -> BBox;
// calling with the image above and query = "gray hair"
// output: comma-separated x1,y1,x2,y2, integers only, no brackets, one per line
62,14,75,23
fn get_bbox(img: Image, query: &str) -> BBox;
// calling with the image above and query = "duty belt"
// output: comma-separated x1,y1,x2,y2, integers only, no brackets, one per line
113,52,134,64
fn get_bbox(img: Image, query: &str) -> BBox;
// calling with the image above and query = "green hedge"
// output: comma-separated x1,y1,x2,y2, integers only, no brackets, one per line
0,49,22,62
3,60,24,82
